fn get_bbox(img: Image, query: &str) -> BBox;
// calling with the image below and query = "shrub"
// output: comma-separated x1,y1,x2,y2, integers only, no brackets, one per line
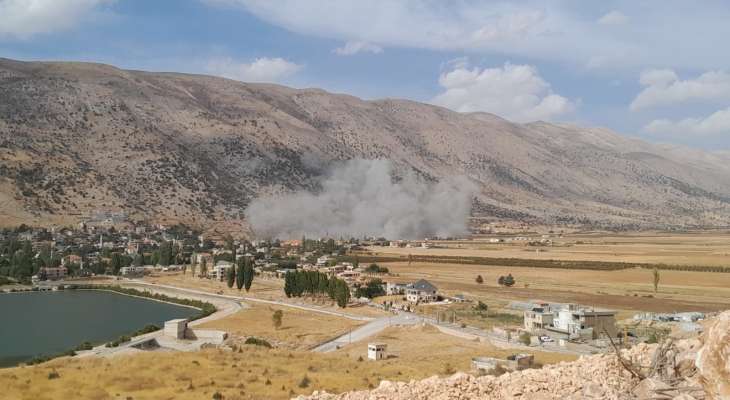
244,337,272,348
298,375,311,388
518,332,532,346
48,370,60,380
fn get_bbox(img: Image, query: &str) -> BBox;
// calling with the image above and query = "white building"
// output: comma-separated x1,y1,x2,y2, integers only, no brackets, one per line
212,261,234,281
317,255,334,266
164,319,188,339
368,343,387,360
406,279,438,303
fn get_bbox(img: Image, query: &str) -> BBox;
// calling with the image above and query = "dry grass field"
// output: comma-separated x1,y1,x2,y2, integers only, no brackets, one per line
197,304,365,350
0,326,576,400
380,261,730,317
337,324,576,371
144,272,388,319
372,231,730,267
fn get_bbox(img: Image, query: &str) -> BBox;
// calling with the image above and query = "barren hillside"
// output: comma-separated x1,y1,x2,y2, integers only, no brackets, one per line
2,58,730,231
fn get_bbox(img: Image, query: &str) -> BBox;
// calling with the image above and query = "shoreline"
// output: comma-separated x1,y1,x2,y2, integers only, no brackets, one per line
0,284,218,368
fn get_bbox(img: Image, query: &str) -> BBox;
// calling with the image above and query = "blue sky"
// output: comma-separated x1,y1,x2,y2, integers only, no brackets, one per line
2,0,730,150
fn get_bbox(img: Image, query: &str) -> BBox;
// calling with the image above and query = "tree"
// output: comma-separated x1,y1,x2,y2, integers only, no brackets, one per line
498,274,515,287
226,265,235,288
110,253,123,274
243,258,254,292
335,279,350,308
200,258,208,278
133,253,144,267
284,271,294,297
652,267,660,293
475,275,484,284
158,241,172,266
236,259,245,290
272,310,283,330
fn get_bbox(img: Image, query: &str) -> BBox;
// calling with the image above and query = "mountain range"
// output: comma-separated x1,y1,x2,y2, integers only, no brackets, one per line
2,57,730,232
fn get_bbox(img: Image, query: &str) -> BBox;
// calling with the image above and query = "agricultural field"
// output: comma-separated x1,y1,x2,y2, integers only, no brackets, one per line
371,231,730,267
378,261,730,318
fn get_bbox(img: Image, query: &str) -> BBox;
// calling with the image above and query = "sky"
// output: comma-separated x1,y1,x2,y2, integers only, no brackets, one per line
2,0,730,150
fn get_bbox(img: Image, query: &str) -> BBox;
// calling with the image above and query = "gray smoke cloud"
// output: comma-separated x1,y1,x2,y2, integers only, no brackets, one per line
245,159,475,239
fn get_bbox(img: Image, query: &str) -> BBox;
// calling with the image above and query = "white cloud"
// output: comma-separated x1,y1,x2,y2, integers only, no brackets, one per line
0,0,112,38
205,57,302,83
431,62,574,123
643,107,730,137
597,10,629,25
630,69,730,111
333,40,383,55
205,1,730,71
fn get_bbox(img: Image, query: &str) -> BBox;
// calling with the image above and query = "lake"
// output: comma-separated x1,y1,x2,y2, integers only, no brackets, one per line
0,289,198,367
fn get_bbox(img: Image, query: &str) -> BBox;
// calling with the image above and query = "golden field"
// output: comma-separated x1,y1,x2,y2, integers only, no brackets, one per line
197,304,365,350
0,326,576,400
372,231,730,267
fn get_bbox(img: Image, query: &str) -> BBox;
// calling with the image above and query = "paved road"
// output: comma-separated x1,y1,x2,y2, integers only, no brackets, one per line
63,279,593,357
313,312,423,352
125,279,375,322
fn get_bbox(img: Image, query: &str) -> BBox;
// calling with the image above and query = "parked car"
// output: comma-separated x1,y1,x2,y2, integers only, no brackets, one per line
539,335,554,342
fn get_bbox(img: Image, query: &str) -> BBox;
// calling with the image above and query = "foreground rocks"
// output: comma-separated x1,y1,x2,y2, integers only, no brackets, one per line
299,311,730,400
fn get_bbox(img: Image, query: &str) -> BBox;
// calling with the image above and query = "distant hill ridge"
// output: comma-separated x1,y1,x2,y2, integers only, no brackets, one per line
1,57,730,230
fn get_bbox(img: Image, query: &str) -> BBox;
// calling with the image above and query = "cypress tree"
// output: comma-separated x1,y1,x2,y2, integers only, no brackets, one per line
226,264,235,288
236,258,245,290
243,258,254,292
284,271,293,297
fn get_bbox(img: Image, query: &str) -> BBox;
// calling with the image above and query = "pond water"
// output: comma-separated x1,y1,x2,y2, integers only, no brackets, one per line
0,290,198,367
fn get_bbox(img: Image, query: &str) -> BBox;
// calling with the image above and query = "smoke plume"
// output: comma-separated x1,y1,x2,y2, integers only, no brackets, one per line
245,159,475,239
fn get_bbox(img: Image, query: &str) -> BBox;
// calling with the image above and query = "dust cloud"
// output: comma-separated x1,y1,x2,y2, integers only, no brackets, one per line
245,159,475,239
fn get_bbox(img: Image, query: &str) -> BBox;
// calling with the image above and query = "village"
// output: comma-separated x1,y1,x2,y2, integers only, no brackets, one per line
3,214,729,399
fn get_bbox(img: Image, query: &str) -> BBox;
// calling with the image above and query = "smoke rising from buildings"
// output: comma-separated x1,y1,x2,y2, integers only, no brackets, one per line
245,159,475,239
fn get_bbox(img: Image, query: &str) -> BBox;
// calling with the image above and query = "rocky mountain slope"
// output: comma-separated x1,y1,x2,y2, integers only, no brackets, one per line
1,57,730,231
300,311,730,400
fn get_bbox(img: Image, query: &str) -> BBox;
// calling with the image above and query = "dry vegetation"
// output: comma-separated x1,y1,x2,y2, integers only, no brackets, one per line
145,272,388,319
198,304,365,350
381,261,730,316
372,231,730,267
0,326,577,400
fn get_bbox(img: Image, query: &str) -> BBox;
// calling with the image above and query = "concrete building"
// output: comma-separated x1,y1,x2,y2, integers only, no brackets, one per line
316,255,334,267
472,354,534,374
39,266,68,280
386,282,409,295
164,319,188,339
524,303,617,339
406,279,438,303
524,306,555,331
212,260,234,281
120,266,145,276
368,343,387,360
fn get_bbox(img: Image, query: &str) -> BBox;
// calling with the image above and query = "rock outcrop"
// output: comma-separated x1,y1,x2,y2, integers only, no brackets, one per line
300,312,730,400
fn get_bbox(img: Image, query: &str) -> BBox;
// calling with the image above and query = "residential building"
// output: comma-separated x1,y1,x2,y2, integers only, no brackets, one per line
317,255,334,266
523,303,617,339
212,261,234,281
120,266,145,276
39,266,68,280
406,279,438,303
386,282,408,295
